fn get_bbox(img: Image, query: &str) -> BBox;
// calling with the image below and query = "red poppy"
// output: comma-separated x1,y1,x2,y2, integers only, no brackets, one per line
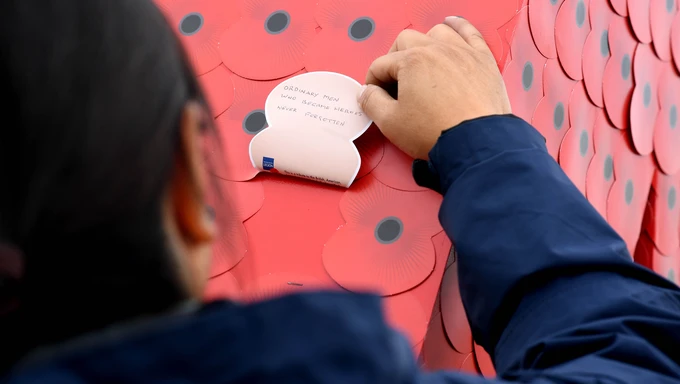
421,308,471,371
240,273,327,303
528,0,565,58
304,0,409,83
462,353,481,375
204,272,241,302
503,7,548,123
635,233,680,284
628,0,652,43
602,16,637,129
654,66,680,175
209,73,299,182
673,13,680,72
355,125,386,180
322,175,443,296
532,59,577,160
474,342,496,378
383,292,429,347
154,0,240,75
559,82,598,195
371,142,429,192
555,0,591,80
198,65,235,118
582,0,616,107
608,0,628,15
586,109,617,219
606,129,656,254
219,0,317,80
630,43,662,155
440,260,473,354
406,0,523,66
643,170,680,255
207,178,265,277
651,0,678,61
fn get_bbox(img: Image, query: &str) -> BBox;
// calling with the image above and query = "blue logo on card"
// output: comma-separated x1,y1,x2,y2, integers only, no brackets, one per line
262,156,275,170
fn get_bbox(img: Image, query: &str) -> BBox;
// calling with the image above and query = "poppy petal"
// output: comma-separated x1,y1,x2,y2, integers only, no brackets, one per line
323,176,442,295
602,16,636,129
503,7,547,123
528,0,565,58
383,292,429,346
630,43,662,155
628,0,652,43
241,273,326,303
440,260,473,354
155,0,240,75
609,0,628,16
474,342,497,378
421,312,471,371
644,170,680,255
650,0,678,61
673,12,680,72
586,109,617,218
555,0,591,80
560,82,598,195
532,59,577,160
372,142,429,192
304,0,408,82
355,126,386,180
635,233,680,284
204,272,241,302
198,65,235,118
654,66,680,174
582,0,616,107
219,0,317,80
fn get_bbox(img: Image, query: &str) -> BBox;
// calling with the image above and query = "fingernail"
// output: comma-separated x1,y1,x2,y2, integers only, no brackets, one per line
358,85,368,101
444,16,462,23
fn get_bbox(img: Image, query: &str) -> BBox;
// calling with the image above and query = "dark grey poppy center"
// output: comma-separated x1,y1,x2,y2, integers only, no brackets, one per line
242,110,268,134
579,130,589,156
669,186,677,210
621,54,631,80
180,13,203,36
522,62,534,91
669,269,676,282
600,30,610,57
550,0,559,4
554,102,565,130
349,17,375,41
643,83,652,107
625,179,634,205
604,155,613,181
668,0,676,12
374,217,403,244
265,10,290,35
576,0,586,27
670,105,677,129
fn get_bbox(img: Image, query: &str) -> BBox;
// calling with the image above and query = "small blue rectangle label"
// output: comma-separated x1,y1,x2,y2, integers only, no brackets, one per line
262,156,275,170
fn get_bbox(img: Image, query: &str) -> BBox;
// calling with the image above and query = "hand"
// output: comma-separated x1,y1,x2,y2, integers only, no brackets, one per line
357,17,512,160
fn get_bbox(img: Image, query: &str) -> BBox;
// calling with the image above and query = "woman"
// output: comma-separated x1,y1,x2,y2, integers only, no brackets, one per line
1,0,679,382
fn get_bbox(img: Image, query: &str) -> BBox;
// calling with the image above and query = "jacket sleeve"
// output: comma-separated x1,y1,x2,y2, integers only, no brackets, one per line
417,115,680,383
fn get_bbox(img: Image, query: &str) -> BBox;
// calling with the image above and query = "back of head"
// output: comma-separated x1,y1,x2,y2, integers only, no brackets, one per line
0,0,206,369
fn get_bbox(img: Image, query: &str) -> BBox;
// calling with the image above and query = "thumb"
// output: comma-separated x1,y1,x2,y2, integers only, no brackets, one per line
357,84,397,128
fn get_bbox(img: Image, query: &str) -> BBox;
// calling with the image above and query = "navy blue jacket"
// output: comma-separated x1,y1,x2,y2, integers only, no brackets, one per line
4,116,680,383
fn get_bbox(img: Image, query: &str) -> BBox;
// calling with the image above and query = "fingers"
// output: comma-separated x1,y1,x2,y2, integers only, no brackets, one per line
426,23,466,46
365,51,406,86
357,84,398,128
443,16,492,54
388,29,433,53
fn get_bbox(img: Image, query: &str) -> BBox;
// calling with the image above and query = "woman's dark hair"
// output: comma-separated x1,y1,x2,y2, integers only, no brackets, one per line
0,0,211,369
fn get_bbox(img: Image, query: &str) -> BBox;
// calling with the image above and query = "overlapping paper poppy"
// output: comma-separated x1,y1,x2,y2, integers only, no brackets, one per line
585,109,617,218
204,271,241,301
654,66,680,175
503,7,548,123
198,65,235,118
643,170,680,255
207,178,265,277
406,0,523,65
304,0,409,82
559,82,598,195
606,129,656,254
602,15,637,129
371,142,429,192
219,0,317,80
440,259,473,354
555,0,591,80
628,0,652,43
383,292,429,347
582,0,616,107
650,0,678,61
673,12,680,72
240,273,327,303
532,59,577,160
528,0,565,59
322,175,443,295
474,342,496,378
635,233,680,284
154,0,240,75
630,43,662,156
421,297,472,371
355,126,387,179
608,0,628,16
